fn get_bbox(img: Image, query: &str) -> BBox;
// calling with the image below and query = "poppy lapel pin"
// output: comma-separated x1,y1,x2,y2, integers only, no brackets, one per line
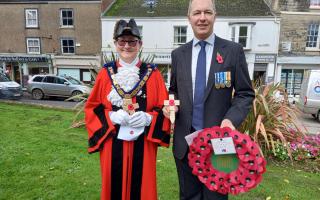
216,52,224,64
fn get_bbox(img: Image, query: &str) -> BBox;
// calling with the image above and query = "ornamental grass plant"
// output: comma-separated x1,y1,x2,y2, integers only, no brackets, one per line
239,82,305,160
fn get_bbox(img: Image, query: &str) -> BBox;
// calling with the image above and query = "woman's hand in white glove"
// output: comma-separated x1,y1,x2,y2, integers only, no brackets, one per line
109,109,130,126
128,111,152,128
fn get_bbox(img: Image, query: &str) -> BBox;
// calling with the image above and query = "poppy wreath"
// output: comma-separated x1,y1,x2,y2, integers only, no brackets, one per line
188,126,267,195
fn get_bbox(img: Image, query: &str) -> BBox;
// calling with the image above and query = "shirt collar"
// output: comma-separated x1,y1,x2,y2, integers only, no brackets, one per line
193,32,215,47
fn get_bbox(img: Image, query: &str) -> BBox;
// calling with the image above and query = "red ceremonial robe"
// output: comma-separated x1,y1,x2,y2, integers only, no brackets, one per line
85,62,170,200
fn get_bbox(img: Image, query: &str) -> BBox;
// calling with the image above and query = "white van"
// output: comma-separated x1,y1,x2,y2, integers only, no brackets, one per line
297,70,320,121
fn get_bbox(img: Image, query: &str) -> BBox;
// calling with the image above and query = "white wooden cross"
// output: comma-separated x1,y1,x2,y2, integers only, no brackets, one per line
122,98,139,115
164,94,180,133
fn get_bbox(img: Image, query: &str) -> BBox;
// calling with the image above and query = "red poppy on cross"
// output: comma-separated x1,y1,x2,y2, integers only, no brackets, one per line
164,94,180,133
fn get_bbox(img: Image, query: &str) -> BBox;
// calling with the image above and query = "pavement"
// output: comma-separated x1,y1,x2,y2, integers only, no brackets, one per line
1,92,319,134
296,113,320,135
0,91,78,110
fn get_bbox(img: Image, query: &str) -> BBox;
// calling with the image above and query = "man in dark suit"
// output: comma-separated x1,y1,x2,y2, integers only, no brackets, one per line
163,0,255,199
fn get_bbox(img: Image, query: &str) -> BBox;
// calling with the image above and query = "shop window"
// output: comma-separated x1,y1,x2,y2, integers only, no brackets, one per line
60,9,74,27
58,68,80,80
174,26,187,45
25,9,38,28
281,69,304,96
61,38,75,54
26,38,40,54
230,24,252,49
80,69,92,84
306,23,320,50
30,67,49,75
310,0,320,8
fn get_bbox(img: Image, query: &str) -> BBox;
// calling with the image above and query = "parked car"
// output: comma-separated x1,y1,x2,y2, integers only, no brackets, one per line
296,70,320,122
0,73,23,99
27,74,91,101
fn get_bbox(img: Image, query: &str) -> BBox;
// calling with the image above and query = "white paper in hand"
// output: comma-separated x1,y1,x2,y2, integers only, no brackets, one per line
211,137,236,155
185,129,202,146
117,126,144,141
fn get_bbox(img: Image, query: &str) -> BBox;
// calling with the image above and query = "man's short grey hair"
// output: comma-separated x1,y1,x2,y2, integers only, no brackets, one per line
187,0,216,15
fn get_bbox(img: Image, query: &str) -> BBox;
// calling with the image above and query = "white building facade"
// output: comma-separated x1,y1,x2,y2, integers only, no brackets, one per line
101,16,280,84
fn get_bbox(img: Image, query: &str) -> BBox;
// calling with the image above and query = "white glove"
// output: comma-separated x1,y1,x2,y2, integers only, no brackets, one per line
128,111,153,128
109,109,130,126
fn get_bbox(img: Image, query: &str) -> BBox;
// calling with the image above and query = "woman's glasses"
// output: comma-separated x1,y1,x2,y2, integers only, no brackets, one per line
116,39,139,47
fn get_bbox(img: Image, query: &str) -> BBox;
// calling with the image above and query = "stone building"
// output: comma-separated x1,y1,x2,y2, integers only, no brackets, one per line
0,0,101,86
266,0,320,97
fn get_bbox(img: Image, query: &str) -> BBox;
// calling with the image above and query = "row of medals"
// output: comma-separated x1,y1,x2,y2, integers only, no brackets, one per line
215,71,231,89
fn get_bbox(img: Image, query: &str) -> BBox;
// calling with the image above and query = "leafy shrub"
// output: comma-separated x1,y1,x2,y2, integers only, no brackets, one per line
239,82,305,159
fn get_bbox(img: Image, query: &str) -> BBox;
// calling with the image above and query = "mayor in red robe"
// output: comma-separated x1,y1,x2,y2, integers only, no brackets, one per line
85,18,170,200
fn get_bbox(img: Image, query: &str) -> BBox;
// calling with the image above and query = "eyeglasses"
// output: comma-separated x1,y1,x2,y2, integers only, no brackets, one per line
116,39,139,47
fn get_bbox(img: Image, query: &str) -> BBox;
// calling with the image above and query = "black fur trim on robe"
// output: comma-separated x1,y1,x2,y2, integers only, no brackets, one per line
88,104,109,152
146,107,170,145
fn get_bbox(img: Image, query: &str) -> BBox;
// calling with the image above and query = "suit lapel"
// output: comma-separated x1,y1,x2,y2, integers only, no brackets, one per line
204,36,226,101
182,41,194,104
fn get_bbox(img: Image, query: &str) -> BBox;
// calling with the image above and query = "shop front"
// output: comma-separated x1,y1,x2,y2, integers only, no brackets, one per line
253,54,277,85
53,55,100,84
276,56,320,98
0,55,51,87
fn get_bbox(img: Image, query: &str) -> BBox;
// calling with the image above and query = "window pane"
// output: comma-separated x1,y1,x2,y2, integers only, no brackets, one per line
45,77,55,83
62,11,67,17
62,40,68,46
63,19,68,25
67,19,73,26
62,39,75,53
61,10,73,26
27,38,40,53
33,76,43,82
181,27,187,34
174,36,178,44
174,26,187,44
67,11,72,17
306,23,319,48
239,26,248,37
26,10,37,27
239,37,247,47
231,27,235,41
68,40,74,46
56,78,65,84
69,47,75,53
174,27,179,35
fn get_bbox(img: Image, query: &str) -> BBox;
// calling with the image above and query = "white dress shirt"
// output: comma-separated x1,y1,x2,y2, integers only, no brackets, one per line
191,33,216,99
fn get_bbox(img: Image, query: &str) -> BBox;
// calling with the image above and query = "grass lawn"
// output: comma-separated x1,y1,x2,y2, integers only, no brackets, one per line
0,102,319,200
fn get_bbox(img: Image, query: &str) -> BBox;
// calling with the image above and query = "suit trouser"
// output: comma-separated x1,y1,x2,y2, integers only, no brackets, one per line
174,154,228,200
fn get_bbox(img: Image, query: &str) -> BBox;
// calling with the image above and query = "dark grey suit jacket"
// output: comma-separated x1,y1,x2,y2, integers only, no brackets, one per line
170,36,255,159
